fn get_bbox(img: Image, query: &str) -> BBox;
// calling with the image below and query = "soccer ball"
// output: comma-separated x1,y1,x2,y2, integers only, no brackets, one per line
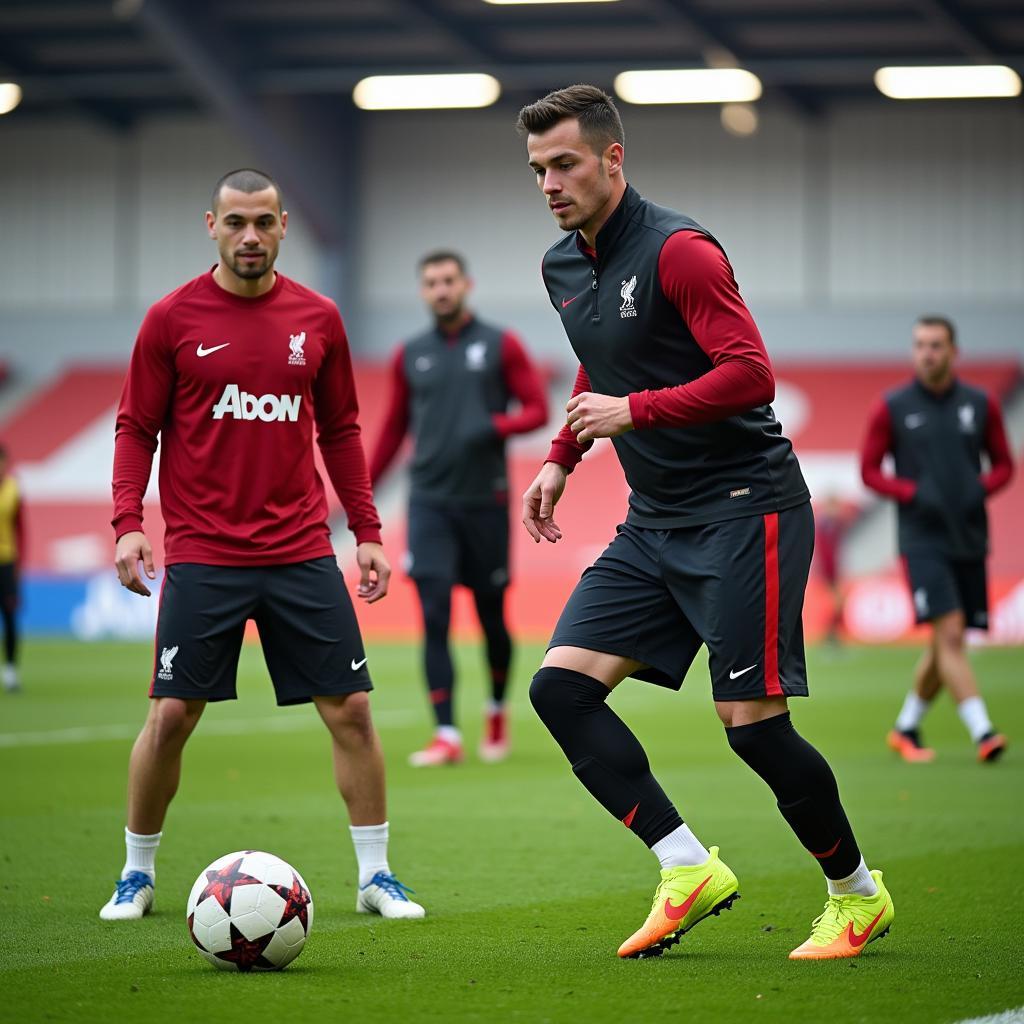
186,851,313,972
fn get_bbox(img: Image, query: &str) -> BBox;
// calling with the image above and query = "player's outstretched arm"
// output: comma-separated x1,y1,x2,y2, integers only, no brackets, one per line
115,530,157,597
522,462,567,544
356,542,391,603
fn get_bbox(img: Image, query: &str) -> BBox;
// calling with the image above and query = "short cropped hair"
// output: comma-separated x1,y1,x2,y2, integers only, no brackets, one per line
515,84,625,154
418,250,467,276
915,314,957,346
212,168,282,213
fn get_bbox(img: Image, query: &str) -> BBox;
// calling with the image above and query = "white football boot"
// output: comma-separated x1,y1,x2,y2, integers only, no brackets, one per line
356,872,426,919
99,871,154,920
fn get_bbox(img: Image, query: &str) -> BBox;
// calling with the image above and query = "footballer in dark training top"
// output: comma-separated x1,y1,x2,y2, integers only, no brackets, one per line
516,84,894,963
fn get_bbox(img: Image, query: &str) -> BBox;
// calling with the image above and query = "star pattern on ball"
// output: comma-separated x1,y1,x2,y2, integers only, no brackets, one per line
197,856,263,914
213,922,277,972
271,873,311,933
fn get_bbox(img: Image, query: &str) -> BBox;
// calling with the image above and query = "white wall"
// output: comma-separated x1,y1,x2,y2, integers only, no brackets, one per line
1,102,1022,373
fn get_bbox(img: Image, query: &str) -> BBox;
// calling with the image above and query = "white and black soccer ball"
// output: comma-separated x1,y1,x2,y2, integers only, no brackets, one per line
186,851,313,971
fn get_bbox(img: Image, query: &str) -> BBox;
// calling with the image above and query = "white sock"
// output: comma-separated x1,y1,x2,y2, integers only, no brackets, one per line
651,824,710,869
437,725,461,745
486,700,504,715
894,692,930,732
827,857,877,897
957,696,993,743
122,828,161,880
351,822,390,887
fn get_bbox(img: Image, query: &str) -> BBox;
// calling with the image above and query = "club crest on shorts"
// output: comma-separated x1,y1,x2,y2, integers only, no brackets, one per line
288,332,307,366
158,645,179,681
620,276,638,318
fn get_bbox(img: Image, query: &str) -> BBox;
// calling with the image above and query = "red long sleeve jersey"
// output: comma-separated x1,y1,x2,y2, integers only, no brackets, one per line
112,270,382,566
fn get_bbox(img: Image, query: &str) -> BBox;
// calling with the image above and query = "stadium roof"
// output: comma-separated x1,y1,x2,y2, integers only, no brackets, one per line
2,0,1024,127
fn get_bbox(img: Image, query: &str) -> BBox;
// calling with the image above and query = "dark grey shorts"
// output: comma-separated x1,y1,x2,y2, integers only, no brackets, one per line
904,553,988,629
549,503,814,702
150,557,371,705
407,499,509,591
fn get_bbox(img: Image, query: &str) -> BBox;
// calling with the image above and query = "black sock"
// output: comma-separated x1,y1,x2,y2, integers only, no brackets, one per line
726,712,861,879
1,606,16,665
530,667,683,846
472,588,511,705
416,579,455,728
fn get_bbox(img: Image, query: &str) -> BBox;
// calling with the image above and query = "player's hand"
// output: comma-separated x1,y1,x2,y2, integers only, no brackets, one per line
522,462,568,544
356,542,390,603
114,531,156,597
566,392,633,443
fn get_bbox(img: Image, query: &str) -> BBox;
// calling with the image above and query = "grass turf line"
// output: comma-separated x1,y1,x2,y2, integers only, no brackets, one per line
1,640,1022,1023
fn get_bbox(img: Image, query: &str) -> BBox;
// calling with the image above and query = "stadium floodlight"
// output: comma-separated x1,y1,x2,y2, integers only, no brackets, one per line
0,83,22,115
874,65,1022,100
614,69,762,105
353,74,501,110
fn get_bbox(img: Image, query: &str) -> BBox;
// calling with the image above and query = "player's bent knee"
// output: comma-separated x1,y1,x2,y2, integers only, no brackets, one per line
147,697,202,748
529,666,608,724
318,691,376,741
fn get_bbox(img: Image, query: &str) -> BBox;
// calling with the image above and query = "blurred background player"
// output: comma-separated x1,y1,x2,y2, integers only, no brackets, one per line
0,443,24,692
99,169,425,924
861,315,1014,763
519,86,892,962
814,494,850,647
369,252,548,766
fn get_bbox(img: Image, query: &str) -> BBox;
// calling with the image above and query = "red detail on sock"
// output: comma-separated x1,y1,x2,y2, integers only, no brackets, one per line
763,513,782,697
486,711,506,744
810,838,841,859
429,689,450,705
622,803,639,829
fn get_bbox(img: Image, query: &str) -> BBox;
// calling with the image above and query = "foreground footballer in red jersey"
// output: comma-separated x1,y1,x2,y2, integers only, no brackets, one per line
516,86,893,960
99,169,425,924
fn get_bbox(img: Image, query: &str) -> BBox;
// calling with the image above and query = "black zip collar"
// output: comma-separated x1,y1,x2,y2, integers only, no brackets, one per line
574,184,641,265
913,376,958,403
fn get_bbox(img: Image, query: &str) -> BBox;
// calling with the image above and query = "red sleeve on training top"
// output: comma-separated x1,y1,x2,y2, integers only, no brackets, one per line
627,231,775,430
112,306,175,539
982,394,1014,496
493,332,549,439
314,316,382,546
860,399,917,503
367,346,411,486
545,364,594,472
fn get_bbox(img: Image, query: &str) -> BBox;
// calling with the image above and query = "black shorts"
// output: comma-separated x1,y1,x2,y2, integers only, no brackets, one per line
904,553,988,629
406,499,509,591
150,556,372,705
0,562,18,611
549,503,813,702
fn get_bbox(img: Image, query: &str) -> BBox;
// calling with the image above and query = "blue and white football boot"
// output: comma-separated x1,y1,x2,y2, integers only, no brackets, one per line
356,872,426,919
99,871,155,920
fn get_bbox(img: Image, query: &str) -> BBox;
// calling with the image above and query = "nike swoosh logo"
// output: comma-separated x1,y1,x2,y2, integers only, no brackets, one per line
848,903,888,947
351,657,368,671
729,664,757,680
664,874,712,922
197,343,230,357
561,294,584,309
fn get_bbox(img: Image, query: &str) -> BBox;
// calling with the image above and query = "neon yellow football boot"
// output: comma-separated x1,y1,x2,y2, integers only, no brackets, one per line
789,870,894,960
617,846,739,959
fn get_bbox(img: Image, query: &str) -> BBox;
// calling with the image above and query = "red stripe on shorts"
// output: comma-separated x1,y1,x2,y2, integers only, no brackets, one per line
763,513,782,697
149,573,167,698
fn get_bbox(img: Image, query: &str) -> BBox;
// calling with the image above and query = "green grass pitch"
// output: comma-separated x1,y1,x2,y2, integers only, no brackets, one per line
1,639,1022,1023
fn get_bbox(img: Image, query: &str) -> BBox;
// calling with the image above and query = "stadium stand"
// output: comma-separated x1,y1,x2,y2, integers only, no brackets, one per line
2,359,1020,642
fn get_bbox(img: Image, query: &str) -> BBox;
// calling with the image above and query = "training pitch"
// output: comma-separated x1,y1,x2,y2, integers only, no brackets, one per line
1,639,1021,1023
